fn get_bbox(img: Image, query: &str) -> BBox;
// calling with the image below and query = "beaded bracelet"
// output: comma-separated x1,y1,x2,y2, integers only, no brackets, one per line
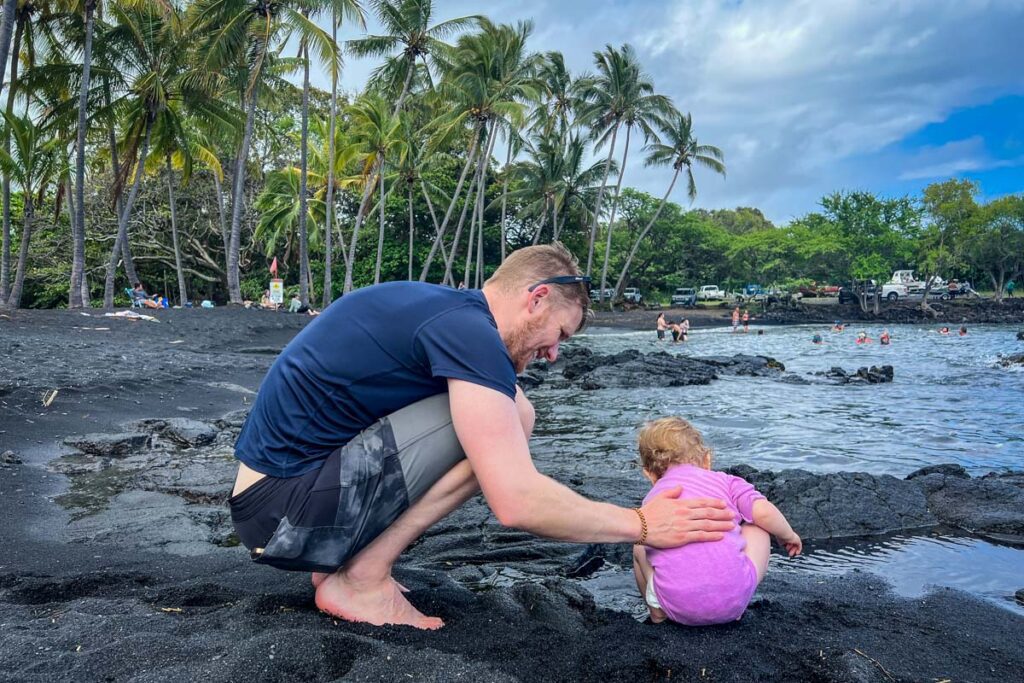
633,507,648,545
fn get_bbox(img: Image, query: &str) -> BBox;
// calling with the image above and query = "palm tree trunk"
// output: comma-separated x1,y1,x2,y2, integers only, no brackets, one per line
599,125,631,302
407,182,414,280
392,58,415,115
213,171,228,275
473,128,497,287
0,0,17,97
444,144,486,286
101,76,138,308
227,83,260,304
297,39,311,305
166,154,187,306
322,9,338,307
419,122,482,281
462,183,478,286
6,192,32,308
343,161,380,293
612,166,680,302
419,178,451,270
374,170,385,284
531,197,548,245
0,11,23,301
106,116,155,299
70,0,97,308
499,135,512,262
585,124,618,277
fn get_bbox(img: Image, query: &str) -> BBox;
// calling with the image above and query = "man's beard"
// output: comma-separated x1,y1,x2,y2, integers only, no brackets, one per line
503,315,548,373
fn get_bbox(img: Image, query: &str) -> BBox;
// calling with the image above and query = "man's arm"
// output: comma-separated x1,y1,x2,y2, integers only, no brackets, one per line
448,379,734,547
751,499,802,556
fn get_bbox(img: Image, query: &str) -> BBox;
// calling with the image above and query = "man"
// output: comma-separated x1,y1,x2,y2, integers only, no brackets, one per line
229,243,734,629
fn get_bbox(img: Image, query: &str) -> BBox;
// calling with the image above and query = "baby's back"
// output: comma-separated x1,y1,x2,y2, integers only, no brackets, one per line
643,464,764,625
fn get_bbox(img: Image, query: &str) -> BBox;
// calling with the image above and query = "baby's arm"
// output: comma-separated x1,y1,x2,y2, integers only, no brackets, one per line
751,499,802,557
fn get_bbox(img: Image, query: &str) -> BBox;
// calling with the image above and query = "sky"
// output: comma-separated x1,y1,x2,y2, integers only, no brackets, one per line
315,0,1024,225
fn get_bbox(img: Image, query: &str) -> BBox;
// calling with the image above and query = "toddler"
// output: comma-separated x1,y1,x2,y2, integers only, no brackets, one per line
632,417,801,626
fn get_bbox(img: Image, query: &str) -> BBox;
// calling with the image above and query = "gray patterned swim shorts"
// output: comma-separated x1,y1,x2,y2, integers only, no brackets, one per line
229,393,465,573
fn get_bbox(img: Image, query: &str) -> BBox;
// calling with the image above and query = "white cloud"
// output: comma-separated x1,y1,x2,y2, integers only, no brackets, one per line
315,1,1024,222
897,137,1024,180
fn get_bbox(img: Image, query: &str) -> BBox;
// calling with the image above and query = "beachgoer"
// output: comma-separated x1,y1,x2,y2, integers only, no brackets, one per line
632,417,801,626
879,330,891,345
1008,280,1016,297
670,322,682,343
260,290,277,310
132,282,160,309
288,294,302,314
959,325,967,336
228,243,735,630
832,320,844,333
856,331,872,344
680,318,690,342
939,326,950,335
812,334,823,344
731,307,740,333
742,310,750,333
656,313,668,341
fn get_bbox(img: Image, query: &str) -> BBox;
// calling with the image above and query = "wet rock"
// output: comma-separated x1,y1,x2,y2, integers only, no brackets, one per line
566,350,784,390
906,463,969,479
1017,330,1024,341
1,450,22,465
910,469,1024,540
516,370,545,390
730,467,935,539
133,418,219,448
997,352,1024,367
1016,588,1024,606
64,432,150,457
819,365,894,384
216,408,249,430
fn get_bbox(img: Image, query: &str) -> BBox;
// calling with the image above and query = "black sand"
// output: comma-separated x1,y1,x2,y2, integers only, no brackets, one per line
2,307,1022,682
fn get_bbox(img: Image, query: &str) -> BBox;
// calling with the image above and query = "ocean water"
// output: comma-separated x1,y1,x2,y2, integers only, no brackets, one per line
528,323,1024,616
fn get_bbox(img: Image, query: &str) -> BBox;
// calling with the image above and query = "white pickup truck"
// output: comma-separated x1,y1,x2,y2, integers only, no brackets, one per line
697,285,726,301
881,270,947,302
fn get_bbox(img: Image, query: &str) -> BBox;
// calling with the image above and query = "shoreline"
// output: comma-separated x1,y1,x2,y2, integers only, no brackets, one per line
2,307,1023,682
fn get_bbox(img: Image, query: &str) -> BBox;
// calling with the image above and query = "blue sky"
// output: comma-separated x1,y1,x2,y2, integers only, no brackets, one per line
318,0,1024,224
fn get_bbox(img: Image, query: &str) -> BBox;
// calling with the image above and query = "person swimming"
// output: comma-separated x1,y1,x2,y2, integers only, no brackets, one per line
812,333,823,344
938,326,950,335
832,320,844,332
959,325,968,336
856,331,872,344
879,330,891,345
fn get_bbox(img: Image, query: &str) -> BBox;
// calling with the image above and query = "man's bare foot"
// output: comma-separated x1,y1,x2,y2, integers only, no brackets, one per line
315,572,442,630
312,572,408,593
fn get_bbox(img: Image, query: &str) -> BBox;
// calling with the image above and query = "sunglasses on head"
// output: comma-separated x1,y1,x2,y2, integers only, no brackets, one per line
527,275,592,292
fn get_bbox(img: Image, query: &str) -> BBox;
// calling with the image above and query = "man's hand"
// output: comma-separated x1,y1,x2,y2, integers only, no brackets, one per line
640,486,735,548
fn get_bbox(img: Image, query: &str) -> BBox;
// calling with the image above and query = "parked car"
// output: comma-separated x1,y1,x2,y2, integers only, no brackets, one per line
838,280,879,305
589,287,614,302
671,287,697,307
697,285,726,301
622,287,643,304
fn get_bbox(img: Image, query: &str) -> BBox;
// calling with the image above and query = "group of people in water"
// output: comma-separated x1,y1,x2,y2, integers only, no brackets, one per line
656,312,691,342
812,321,969,344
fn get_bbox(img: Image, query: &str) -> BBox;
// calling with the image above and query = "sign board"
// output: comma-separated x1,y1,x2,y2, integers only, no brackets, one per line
269,278,284,304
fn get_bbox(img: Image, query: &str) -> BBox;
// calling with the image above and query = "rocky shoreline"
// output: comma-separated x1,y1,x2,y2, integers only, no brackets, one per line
2,308,1022,682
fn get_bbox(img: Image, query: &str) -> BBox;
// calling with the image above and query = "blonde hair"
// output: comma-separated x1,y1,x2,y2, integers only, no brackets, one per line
638,417,713,478
485,242,591,330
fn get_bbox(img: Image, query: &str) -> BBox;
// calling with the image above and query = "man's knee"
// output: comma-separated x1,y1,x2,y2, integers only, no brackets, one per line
514,386,536,438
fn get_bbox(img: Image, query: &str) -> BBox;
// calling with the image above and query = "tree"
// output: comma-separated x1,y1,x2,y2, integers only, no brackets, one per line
0,111,60,307
611,112,724,304
966,195,1024,301
918,178,978,311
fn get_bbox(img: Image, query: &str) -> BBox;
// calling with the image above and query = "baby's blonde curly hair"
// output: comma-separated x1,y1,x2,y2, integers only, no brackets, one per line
637,417,713,479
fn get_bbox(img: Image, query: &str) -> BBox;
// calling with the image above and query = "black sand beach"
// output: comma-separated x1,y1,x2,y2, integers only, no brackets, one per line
2,307,1023,682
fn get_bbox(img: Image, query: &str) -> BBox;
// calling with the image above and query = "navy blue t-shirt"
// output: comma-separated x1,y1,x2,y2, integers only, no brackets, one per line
235,282,517,478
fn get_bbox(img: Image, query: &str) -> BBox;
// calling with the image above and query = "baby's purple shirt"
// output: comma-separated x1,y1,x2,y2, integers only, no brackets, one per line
643,463,766,624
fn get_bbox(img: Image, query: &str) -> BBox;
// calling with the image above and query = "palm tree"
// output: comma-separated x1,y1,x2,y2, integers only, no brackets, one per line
343,93,405,292
611,112,725,303
550,133,606,241
97,1,237,307
191,0,338,304
347,0,480,114
576,44,670,286
0,111,60,307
